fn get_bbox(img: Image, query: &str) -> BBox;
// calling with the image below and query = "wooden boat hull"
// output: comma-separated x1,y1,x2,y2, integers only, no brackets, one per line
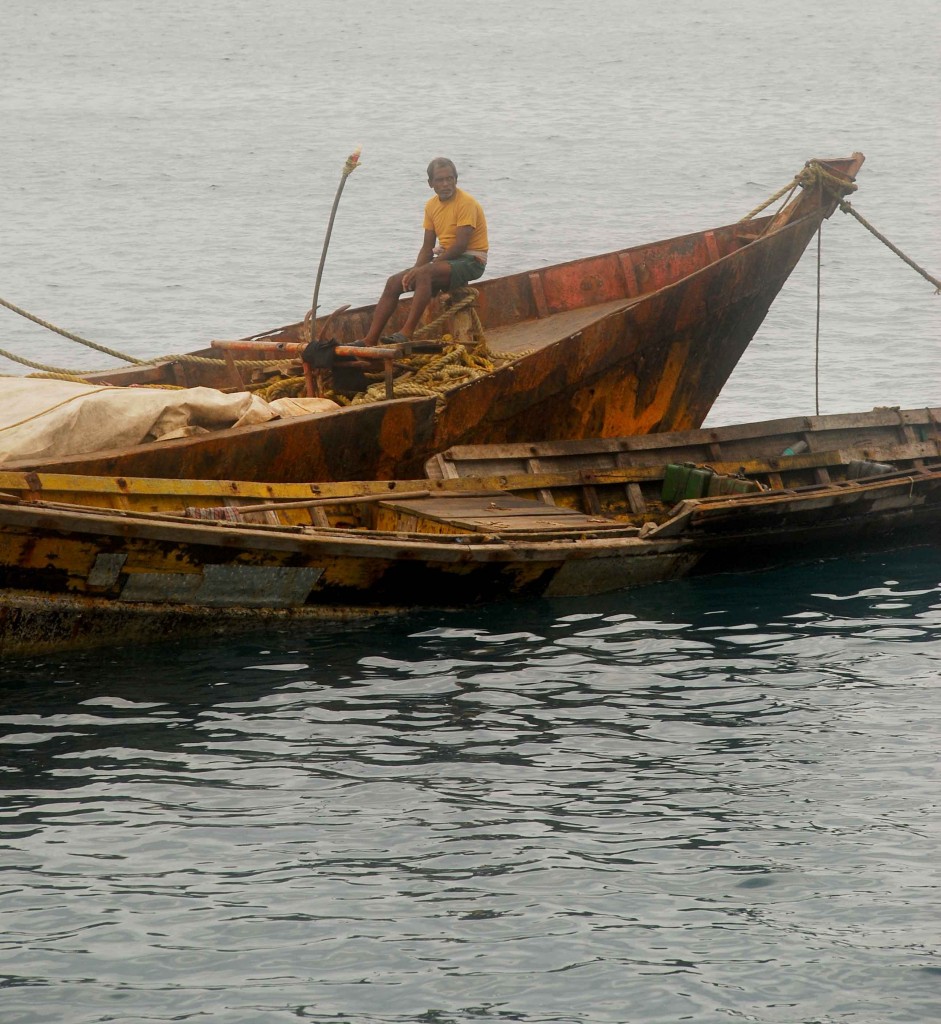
2,404,939,658
2,468,939,658
5,154,865,483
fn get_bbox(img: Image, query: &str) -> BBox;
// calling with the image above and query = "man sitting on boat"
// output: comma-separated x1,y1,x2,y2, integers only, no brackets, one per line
357,157,488,347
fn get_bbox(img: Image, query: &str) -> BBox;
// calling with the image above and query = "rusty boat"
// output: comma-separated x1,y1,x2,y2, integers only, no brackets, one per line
4,153,865,484
2,402,939,658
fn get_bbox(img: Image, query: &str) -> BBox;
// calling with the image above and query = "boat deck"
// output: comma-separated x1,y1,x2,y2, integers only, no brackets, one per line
485,295,644,357
375,492,635,537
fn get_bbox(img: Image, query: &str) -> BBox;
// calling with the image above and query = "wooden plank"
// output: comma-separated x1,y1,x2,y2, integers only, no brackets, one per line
382,495,585,519
626,482,646,514
308,507,330,527
527,458,556,505
687,470,941,524
424,454,452,480
704,231,722,263
581,485,602,515
437,514,628,534
434,440,941,485
433,408,941,466
223,351,244,389
529,273,550,318
377,492,627,535
618,252,638,297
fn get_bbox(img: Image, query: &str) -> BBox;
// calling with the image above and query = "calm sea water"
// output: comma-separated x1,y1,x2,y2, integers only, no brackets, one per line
1,2,940,1021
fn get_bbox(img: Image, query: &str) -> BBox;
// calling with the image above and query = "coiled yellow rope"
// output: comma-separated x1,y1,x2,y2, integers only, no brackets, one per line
337,292,507,408
349,339,500,409
252,375,309,401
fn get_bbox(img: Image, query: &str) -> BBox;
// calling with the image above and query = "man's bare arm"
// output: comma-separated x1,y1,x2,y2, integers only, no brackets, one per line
435,225,474,262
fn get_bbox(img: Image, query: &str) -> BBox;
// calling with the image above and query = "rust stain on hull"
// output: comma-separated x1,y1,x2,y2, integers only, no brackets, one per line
4,406,941,659
4,155,865,484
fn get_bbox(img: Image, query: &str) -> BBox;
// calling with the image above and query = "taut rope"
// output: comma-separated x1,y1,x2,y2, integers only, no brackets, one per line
838,200,941,293
0,294,145,365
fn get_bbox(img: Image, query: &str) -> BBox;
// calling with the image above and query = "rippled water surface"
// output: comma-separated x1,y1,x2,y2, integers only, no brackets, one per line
2,1,940,1021
3,552,941,1023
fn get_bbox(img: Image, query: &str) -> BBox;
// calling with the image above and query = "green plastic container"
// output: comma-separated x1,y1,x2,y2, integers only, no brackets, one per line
706,473,733,497
847,459,895,480
661,463,696,504
664,464,758,502
707,473,761,497
684,467,715,499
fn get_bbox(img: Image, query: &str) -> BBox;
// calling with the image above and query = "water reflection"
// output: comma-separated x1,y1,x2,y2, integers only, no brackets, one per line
1,548,939,1022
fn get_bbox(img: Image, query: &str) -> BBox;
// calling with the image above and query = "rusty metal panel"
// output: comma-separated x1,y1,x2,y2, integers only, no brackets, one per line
543,549,702,596
10,155,864,486
87,552,127,587
120,564,322,607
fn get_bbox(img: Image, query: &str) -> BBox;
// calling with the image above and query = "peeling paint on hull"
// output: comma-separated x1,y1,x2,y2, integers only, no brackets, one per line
4,398,941,659
4,155,866,484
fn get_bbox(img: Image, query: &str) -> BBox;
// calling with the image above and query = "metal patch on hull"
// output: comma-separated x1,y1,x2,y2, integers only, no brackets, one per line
120,564,323,607
87,552,128,587
543,551,702,597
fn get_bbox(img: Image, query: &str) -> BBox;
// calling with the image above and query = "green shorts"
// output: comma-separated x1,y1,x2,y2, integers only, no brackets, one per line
447,254,486,290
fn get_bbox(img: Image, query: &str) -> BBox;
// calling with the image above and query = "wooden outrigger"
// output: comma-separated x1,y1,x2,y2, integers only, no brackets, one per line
2,404,938,657
4,154,865,483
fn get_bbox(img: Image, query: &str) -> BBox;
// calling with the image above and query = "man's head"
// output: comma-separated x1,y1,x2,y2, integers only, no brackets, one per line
427,157,458,201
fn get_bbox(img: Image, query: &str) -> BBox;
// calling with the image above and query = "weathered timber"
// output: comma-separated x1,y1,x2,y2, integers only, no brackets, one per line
2,402,941,657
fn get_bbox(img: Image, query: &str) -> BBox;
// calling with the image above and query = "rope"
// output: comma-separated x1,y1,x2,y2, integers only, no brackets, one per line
349,343,497,408
0,295,146,364
414,288,481,340
343,293,505,409
253,375,308,401
0,295,299,378
839,200,941,293
739,159,858,223
0,349,99,378
739,177,800,223
809,198,937,420
0,340,297,382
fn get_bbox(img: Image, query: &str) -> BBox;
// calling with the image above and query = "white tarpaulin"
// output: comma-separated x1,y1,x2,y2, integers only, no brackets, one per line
0,378,339,464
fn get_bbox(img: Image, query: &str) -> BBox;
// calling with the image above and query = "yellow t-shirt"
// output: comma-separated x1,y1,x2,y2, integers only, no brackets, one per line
423,188,488,261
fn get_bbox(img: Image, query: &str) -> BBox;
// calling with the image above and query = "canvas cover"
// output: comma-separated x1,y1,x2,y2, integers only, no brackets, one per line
0,378,338,463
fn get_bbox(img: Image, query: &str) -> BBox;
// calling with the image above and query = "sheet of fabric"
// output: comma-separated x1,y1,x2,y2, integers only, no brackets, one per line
0,378,289,462
267,396,340,418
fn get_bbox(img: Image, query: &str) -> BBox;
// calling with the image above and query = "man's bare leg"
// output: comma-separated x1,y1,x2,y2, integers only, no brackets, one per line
397,262,449,338
361,273,407,347
362,262,453,345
